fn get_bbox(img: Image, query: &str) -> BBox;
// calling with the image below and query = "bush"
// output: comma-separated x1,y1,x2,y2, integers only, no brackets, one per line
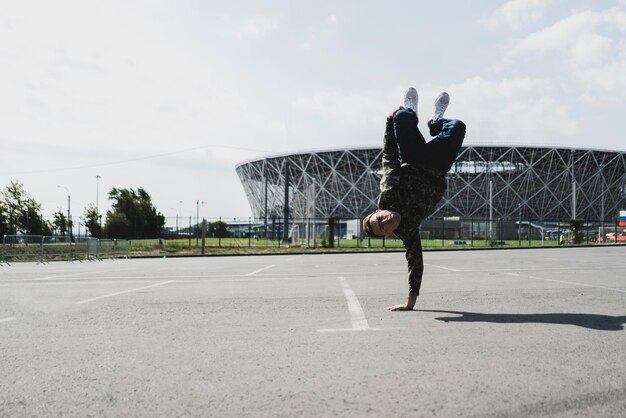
568,219,584,244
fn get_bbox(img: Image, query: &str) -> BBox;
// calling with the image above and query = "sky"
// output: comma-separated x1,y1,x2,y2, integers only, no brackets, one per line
2,0,626,228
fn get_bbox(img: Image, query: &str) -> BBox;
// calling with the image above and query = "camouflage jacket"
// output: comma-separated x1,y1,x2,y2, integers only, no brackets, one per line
378,117,446,296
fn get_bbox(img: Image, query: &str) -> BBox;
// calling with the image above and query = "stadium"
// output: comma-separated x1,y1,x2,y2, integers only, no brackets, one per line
236,145,626,221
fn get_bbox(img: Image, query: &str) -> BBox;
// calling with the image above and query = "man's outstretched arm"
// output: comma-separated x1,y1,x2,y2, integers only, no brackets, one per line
387,233,423,311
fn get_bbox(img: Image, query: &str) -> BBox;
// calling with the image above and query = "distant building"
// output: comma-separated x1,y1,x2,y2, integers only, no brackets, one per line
236,146,626,222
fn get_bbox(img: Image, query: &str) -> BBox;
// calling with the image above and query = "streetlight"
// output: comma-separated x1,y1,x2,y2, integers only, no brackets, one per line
95,175,101,212
571,149,577,220
179,201,183,236
56,185,71,238
196,200,207,246
600,164,605,223
489,180,493,241
600,164,605,239
95,175,102,234
518,203,522,246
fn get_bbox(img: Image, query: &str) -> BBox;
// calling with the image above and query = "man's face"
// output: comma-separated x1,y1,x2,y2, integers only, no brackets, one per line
369,209,401,236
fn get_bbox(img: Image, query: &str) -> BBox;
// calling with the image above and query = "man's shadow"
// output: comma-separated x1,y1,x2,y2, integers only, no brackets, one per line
419,310,626,331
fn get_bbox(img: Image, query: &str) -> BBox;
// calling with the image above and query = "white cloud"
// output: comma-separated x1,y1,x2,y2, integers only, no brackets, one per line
292,90,383,128
575,58,626,96
504,9,626,100
484,0,552,31
570,33,613,68
290,79,582,150
289,87,406,149
236,16,279,40
298,14,339,50
506,11,600,57
448,77,579,145
609,9,626,30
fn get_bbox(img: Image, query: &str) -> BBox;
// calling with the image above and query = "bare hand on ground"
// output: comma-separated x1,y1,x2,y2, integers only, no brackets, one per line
387,295,417,311
387,303,413,311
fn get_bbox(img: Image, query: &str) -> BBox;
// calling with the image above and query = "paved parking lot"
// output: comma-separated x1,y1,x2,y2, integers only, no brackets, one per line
1,247,625,417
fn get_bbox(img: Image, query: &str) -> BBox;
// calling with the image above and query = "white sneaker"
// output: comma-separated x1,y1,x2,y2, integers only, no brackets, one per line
430,92,449,122
403,87,418,114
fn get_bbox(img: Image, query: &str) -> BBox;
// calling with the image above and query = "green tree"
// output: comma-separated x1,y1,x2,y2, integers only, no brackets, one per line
105,211,130,238
208,221,232,238
0,200,11,236
53,210,68,236
105,187,165,239
1,181,50,235
569,219,584,244
83,205,103,238
0,200,9,236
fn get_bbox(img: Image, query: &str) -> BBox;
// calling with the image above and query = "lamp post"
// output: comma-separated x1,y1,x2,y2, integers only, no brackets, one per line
518,203,522,246
57,185,71,238
95,175,101,212
195,200,207,246
95,175,102,234
201,200,207,243
571,150,577,220
179,201,183,236
600,164,605,239
489,180,493,242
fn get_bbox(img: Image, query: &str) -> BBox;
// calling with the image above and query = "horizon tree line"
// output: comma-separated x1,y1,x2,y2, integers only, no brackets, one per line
0,181,166,239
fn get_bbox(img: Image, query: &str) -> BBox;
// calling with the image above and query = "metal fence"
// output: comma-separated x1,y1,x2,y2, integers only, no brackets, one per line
3,218,623,262
1,235,129,263
151,216,626,251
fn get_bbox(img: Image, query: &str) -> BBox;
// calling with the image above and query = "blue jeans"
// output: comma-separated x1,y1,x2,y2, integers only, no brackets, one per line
393,108,466,173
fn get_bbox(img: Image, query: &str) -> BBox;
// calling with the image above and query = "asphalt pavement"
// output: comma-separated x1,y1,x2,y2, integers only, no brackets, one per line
1,247,625,417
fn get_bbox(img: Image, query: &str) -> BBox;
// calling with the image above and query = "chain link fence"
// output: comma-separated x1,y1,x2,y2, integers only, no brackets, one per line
134,216,626,253
1,235,129,263
2,217,623,262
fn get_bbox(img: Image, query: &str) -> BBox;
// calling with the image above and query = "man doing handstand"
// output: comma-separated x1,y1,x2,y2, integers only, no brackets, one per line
363,88,466,311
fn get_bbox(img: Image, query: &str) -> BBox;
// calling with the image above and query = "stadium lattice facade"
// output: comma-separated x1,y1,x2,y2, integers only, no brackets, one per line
236,146,626,222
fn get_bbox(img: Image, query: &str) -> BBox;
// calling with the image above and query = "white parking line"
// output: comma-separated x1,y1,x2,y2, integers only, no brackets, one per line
11,271,94,282
425,263,460,272
504,272,626,293
76,281,174,304
0,276,338,287
339,277,370,330
0,268,138,283
282,255,303,262
319,276,373,332
0,317,16,323
245,264,275,276
1,265,618,284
